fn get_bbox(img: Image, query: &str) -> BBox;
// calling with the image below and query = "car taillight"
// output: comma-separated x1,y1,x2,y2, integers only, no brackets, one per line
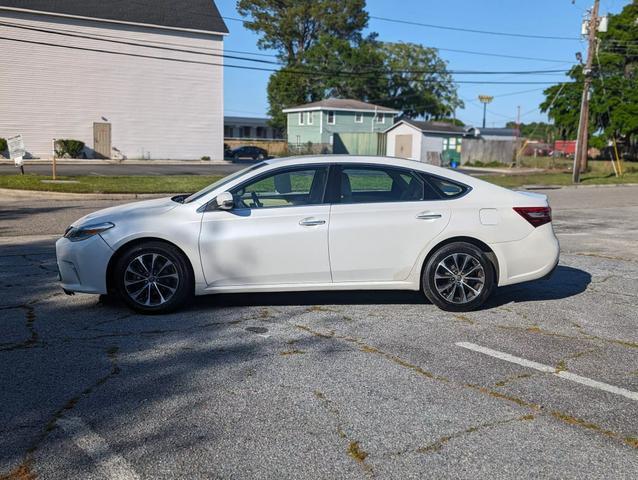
513,206,552,227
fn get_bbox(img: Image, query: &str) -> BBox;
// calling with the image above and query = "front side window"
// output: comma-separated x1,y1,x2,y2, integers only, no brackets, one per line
299,112,305,125
231,166,329,209
307,112,314,125
376,114,385,124
327,111,336,125
339,166,437,204
354,113,363,123
184,162,267,203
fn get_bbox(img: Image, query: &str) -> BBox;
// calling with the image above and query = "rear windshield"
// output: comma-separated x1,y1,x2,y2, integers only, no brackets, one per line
184,162,267,203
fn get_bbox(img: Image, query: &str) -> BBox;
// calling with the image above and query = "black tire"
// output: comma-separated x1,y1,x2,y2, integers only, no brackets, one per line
422,242,495,312
113,241,193,314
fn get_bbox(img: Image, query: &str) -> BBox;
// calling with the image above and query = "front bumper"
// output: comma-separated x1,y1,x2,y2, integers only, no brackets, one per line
55,235,113,294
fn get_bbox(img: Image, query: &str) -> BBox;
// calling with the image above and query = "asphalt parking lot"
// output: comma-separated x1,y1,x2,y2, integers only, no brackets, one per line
1,185,637,479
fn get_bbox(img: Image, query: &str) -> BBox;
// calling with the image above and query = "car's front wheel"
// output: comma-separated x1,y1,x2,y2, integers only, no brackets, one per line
113,241,193,314
422,242,495,312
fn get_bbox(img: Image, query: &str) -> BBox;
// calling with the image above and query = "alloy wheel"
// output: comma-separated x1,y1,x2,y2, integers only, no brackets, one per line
123,253,180,307
434,253,485,304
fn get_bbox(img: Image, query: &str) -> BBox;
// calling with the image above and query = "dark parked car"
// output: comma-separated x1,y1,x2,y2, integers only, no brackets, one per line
229,146,268,162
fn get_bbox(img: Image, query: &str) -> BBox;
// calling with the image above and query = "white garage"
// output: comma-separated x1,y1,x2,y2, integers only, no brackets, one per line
385,120,466,165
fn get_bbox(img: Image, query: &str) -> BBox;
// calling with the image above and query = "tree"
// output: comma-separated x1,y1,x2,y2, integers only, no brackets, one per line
505,121,558,142
540,1,638,152
237,0,368,64
375,42,462,119
238,1,461,130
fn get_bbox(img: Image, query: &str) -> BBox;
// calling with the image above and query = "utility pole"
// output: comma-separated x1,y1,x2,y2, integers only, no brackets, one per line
573,0,600,183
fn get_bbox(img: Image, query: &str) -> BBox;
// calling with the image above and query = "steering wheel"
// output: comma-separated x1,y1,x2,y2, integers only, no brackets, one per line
251,191,263,208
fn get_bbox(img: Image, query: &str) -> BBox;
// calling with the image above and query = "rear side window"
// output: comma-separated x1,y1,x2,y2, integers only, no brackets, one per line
425,175,469,199
339,166,439,204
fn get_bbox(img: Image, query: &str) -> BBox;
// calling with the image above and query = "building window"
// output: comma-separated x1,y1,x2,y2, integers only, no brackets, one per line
224,126,234,138
327,111,336,125
241,126,251,138
307,112,313,125
299,112,305,125
375,114,385,124
256,127,266,138
354,113,363,123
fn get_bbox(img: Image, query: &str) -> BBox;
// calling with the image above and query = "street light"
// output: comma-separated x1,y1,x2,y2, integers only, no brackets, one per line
478,95,494,129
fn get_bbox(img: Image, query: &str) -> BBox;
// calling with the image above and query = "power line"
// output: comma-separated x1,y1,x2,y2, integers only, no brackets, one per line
223,14,580,41
0,33,573,85
0,24,572,77
221,15,577,63
368,15,581,41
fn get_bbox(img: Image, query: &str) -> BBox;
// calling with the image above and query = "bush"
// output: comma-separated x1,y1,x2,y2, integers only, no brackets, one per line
54,139,85,158
0,137,7,153
201,156,211,161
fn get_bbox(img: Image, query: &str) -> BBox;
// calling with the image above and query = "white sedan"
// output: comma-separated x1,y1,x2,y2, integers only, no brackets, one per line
56,156,559,313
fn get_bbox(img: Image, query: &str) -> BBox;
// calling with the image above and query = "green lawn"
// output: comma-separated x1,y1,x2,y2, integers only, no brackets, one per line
481,171,638,188
0,170,637,194
0,174,223,194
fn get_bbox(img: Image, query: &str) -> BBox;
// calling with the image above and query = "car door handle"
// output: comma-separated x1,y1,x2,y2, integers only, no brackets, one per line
299,218,326,226
416,212,443,220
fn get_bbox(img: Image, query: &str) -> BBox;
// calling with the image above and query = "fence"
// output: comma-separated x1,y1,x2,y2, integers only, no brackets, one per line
333,133,386,156
461,138,515,165
224,138,288,156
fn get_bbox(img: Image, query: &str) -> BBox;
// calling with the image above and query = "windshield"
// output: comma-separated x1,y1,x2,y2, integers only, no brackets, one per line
184,162,267,203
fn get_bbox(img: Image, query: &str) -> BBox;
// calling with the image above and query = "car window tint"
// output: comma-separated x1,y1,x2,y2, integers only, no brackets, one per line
340,167,428,204
426,176,469,198
231,167,328,209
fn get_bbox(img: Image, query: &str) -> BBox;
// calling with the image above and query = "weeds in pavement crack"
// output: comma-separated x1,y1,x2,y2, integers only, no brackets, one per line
313,390,373,477
294,323,637,452
0,345,122,479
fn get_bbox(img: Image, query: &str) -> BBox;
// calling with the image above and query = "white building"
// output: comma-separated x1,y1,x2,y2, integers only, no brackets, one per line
0,0,228,160
385,119,466,164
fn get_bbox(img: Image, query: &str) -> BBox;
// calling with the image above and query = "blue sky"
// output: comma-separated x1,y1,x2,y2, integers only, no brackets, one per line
217,0,628,127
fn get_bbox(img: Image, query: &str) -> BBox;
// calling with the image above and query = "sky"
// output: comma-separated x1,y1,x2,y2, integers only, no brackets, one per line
217,0,629,127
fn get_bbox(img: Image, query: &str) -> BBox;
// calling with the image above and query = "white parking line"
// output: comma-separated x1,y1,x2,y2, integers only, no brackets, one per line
456,342,638,402
58,417,140,480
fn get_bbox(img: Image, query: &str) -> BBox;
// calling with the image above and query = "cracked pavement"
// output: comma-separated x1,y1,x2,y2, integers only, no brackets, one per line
1,186,637,479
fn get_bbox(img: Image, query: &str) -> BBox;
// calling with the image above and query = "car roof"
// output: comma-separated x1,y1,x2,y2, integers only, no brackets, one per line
263,155,487,189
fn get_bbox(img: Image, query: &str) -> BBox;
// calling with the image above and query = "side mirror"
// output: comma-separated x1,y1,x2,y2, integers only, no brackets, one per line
213,191,234,210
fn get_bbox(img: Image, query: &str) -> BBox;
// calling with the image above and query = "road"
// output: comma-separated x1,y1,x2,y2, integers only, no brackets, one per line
0,162,478,178
1,186,637,479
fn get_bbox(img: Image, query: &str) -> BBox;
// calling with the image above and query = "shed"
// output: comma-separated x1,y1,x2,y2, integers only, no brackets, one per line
385,119,466,165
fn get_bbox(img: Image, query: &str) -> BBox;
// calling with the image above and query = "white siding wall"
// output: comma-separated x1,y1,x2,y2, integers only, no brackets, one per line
0,11,224,160
385,123,422,161
421,136,444,162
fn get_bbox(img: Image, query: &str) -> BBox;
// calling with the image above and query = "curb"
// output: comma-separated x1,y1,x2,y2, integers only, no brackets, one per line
0,188,166,201
519,183,638,190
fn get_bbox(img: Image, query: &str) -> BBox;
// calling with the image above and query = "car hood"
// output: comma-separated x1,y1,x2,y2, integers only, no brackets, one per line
72,197,179,228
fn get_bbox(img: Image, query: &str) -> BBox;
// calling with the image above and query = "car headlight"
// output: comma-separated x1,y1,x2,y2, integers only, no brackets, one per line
64,222,115,242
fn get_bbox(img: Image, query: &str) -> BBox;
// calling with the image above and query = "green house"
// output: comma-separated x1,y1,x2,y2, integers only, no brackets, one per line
283,98,400,154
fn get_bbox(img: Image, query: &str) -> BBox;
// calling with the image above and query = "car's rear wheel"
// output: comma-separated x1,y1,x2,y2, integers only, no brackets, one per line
422,242,495,312
113,241,193,314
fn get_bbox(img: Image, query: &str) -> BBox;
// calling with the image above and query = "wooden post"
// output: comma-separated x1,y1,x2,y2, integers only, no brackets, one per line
52,138,57,180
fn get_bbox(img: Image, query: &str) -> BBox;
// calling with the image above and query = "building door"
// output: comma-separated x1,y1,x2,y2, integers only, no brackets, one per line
395,134,412,159
93,123,111,158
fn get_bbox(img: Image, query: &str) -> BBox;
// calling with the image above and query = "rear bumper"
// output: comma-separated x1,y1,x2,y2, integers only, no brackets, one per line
55,235,113,294
490,223,560,287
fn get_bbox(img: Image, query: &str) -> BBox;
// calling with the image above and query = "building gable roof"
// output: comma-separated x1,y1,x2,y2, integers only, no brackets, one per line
0,0,229,34
283,98,400,114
